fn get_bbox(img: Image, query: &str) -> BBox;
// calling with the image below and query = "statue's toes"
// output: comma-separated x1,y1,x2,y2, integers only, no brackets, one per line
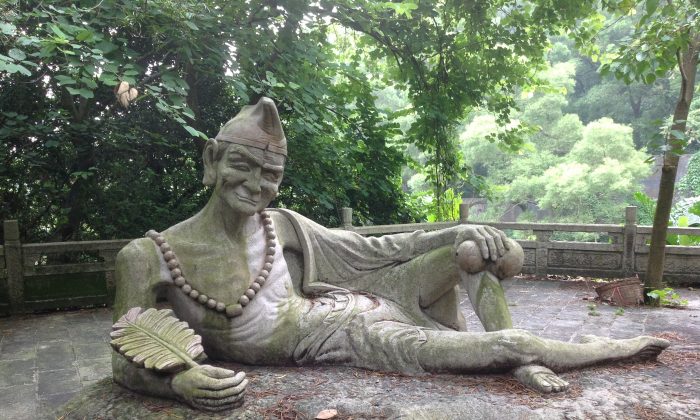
512,365,568,394
545,373,569,392
629,336,670,361
531,372,568,393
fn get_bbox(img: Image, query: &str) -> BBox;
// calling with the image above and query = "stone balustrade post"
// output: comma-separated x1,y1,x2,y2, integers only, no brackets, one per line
459,202,469,224
341,207,353,230
623,206,638,277
4,220,25,314
101,250,118,303
534,229,552,278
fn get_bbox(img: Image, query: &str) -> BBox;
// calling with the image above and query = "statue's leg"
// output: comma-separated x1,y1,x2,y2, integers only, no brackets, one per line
396,240,668,393
416,239,522,331
456,240,570,392
414,247,465,330
461,271,513,331
459,271,571,392
414,244,518,331
455,239,524,331
416,328,669,376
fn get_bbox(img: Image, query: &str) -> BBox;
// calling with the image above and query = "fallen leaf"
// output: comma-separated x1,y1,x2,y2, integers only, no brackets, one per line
315,408,338,419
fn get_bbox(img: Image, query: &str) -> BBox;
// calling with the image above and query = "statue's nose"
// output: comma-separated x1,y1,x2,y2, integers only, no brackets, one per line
245,168,262,195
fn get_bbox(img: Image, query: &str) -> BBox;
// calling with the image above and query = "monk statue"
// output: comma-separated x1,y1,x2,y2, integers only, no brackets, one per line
112,97,669,412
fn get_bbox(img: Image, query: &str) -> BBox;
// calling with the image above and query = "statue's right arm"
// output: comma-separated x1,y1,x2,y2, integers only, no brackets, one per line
112,239,248,411
111,238,179,399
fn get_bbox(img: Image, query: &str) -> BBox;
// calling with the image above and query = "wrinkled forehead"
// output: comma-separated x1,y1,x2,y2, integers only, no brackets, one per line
224,144,285,170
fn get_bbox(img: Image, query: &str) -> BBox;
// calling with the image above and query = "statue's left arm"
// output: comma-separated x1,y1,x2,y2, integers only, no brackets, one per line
398,224,511,262
271,209,521,281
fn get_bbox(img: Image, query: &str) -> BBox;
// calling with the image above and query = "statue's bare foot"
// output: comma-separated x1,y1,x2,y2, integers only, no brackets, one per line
580,335,670,361
512,365,569,393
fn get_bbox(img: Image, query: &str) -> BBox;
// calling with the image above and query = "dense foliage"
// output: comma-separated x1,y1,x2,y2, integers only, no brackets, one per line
456,64,651,224
418,4,700,227
2,0,698,247
0,0,420,241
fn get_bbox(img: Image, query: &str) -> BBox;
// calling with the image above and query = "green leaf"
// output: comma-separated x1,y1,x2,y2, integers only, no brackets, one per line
100,73,119,86
645,0,659,15
95,41,118,54
0,22,16,35
669,130,686,141
110,307,205,372
689,202,700,217
4,63,32,76
75,30,93,42
185,21,199,31
82,78,98,89
16,64,32,76
383,1,418,18
65,86,94,98
666,233,679,245
54,75,76,85
8,48,26,61
183,125,201,138
49,24,70,40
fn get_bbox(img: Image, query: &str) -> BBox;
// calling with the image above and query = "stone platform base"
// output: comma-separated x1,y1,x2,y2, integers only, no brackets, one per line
55,354,699,420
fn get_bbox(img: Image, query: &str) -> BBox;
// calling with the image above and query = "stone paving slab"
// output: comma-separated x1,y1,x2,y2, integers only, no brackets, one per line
0,277,698,419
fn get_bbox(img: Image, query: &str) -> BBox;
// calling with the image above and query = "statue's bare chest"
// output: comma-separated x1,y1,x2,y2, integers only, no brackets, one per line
165,242,253,306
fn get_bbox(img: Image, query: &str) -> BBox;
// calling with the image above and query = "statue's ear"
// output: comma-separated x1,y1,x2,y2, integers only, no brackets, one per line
202,138,219,186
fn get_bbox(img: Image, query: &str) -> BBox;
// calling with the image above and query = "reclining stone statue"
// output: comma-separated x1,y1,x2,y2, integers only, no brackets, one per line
112,97,669,412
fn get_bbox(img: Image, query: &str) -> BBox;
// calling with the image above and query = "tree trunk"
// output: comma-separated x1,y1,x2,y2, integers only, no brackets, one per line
644,38,699,293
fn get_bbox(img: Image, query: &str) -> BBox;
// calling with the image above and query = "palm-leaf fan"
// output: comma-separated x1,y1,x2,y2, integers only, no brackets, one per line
110,307,206,373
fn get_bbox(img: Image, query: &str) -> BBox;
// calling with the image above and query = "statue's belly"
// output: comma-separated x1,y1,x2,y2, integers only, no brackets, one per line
166,283,313,364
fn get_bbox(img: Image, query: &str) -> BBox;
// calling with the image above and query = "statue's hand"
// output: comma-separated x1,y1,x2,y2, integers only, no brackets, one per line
454,225,509,262
171,365,247,412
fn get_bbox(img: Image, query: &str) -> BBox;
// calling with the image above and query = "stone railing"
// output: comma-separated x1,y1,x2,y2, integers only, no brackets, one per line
339,205,700,285
0,220,128,316
1,206,699,315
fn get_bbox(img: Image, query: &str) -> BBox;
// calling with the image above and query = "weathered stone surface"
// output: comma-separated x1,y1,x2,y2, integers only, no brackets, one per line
55,351,700,420
548,250,621,270
1,278,698,418
112,97,571,411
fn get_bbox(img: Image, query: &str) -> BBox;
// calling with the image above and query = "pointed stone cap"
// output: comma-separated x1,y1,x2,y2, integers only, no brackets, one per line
214,97,287,156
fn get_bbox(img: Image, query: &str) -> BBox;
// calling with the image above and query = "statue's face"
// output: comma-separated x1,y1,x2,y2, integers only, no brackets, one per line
213,144,284,216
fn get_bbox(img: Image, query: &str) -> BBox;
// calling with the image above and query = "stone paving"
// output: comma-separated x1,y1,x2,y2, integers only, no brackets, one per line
0,308,113,419
1,276,699,419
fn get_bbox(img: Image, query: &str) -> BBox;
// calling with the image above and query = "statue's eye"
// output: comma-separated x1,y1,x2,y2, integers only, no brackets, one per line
231,163,250,171
263,172,279,182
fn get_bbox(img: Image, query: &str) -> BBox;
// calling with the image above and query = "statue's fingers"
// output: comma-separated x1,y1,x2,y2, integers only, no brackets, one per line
478,227,498,261
201,371,246,390
200,365,239,379
191,400,240,412
499,230,510,250
196,378,248,398
472,232,489,260
193,390,246,408
485,226,506,257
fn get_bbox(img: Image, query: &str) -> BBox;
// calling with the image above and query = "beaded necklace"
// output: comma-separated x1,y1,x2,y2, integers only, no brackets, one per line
145,211,277,318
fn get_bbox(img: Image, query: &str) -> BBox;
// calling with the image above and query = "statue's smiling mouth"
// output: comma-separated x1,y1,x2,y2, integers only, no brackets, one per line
235,193,257,205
